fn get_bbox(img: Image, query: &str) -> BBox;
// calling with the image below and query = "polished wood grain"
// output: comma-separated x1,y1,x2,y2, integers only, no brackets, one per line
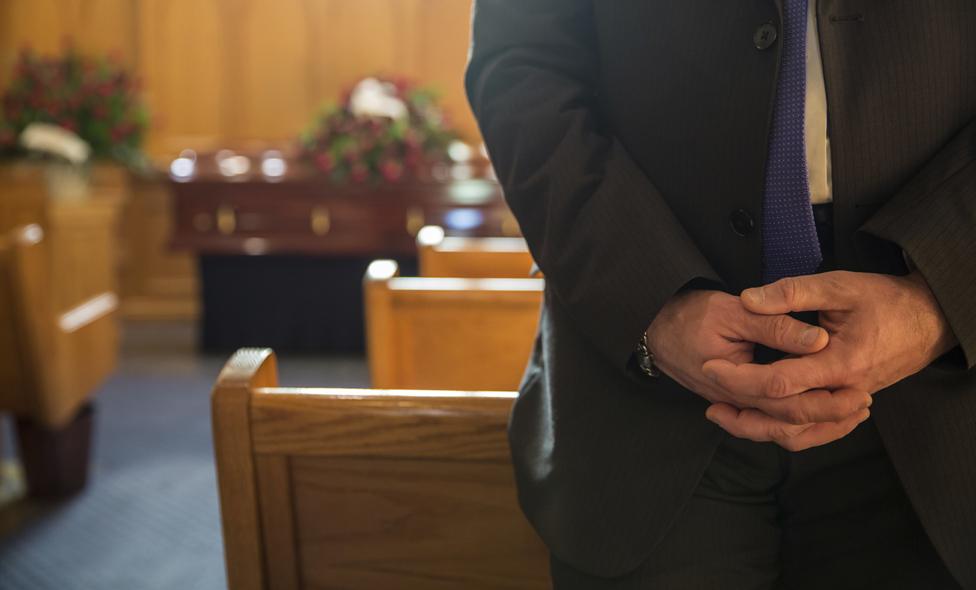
211,349,549,590
365,260,542,391
0,0,479,159
291,456,547,589
211,348,279,590
251,388,515,460
255,454,301,590
417,226,536,278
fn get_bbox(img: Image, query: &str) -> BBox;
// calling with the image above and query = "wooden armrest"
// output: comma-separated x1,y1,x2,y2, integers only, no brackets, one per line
57,292,119,334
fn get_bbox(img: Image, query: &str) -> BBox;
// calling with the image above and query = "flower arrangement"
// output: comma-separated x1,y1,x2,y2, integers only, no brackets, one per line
0,47,148,167
299,76,457,183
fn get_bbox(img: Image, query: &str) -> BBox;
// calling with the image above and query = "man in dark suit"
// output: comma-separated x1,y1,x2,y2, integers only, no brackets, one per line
465,1,976,588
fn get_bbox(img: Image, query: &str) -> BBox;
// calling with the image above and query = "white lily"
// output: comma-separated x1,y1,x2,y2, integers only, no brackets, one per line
19,122,91,165
349,77,408,121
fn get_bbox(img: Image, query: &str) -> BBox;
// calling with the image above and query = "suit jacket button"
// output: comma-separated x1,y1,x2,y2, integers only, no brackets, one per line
730,209,755,236
754,23,778,50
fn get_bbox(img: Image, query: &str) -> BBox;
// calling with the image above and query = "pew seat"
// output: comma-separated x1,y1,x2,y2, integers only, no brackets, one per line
364,259,542,391
417,225,537,278
212,348,549,590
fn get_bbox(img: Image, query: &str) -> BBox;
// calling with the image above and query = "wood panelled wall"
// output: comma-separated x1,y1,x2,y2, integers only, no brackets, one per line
0,0,479,159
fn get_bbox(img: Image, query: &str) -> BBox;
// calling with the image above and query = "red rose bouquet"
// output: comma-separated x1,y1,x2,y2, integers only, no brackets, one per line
0,47,148,167
299,76,457,183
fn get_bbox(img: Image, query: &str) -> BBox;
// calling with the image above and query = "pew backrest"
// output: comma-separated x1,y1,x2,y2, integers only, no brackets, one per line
0,225,51,417
212,348,550,590
364,260,542,391
0,223,119,427
0,164,47,235
416,225,536,278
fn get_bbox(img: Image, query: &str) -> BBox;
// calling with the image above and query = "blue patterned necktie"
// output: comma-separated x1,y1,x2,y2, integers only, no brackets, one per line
761,0,822,284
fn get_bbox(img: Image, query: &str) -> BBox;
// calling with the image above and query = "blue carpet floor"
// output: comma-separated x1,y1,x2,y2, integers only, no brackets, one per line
0,321,370,590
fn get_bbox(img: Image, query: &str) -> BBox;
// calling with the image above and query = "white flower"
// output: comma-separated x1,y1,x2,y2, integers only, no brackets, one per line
19,122,91,165
349,77,407,121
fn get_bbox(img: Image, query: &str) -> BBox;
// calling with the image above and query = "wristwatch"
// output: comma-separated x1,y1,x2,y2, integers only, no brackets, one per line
636,331,661,378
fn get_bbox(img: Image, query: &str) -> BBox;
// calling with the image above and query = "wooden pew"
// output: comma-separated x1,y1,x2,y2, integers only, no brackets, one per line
364,260,542,391
212,348,550,590
0,223,119,496
416,225,537,278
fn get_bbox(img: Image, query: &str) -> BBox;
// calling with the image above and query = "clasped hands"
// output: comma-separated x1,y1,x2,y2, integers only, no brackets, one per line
646,271,957,451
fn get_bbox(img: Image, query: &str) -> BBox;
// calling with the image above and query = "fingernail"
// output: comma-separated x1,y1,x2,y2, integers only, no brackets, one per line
800,327,821,347
742,288,763,305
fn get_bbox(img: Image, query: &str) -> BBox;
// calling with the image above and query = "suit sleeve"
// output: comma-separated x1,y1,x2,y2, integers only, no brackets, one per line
860,118,976,368
465,0,721,370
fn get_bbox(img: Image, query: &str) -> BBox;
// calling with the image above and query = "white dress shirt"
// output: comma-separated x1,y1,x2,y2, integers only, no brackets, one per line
805,0,832,204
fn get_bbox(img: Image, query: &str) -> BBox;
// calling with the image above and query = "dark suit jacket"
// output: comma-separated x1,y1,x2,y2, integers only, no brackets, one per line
465,0,976,585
